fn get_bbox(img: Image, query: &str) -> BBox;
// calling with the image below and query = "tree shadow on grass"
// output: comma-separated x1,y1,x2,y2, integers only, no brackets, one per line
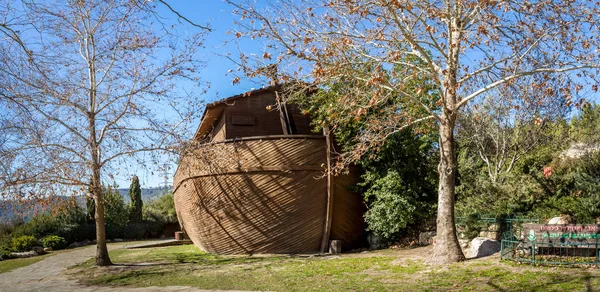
109,262,171,268
164,251,288,266
89,268,169,285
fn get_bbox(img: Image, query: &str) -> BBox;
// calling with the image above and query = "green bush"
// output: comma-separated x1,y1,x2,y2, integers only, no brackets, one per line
141,193,179,238
104,184,128,239
12,235,38,252
74,223,96,242
357,130,437,241
0,233,12,253
8,202,88,244
143,192,177,223
0,247,11,260
123,222,148,240
42,235,66,250
456,107,600,223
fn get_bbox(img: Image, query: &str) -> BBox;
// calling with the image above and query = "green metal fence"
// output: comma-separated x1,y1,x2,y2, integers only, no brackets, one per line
497,216,600,267
500,216,541,240
501,239,600,267
455,215,541,241
458,215,600,266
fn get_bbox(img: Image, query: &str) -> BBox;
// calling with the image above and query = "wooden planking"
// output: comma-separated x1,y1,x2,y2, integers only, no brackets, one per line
288,104,313,135
330,167,368,251
173,136,366,254
225,91,286,139
219,90,314,139
174,137,327,191
194,85,314,140
175,171,327,254
211,113,227,142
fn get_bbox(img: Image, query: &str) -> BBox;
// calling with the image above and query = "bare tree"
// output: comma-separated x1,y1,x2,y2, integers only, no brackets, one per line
0,0,206,266
227,0,600,263
458,78,568,183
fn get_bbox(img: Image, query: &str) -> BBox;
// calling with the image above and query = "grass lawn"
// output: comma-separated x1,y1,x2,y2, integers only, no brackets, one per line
0,239,176,275
0,253,53,273
69,245,600,291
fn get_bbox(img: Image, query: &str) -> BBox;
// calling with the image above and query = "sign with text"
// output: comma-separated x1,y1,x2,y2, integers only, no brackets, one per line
522,224,600,244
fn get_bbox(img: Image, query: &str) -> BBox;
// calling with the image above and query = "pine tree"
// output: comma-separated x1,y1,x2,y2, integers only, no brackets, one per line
128,176,143,223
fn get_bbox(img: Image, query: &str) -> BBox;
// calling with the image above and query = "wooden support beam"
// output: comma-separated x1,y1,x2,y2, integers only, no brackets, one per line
320,126,334,253
275,91,290,135
275,91,296,135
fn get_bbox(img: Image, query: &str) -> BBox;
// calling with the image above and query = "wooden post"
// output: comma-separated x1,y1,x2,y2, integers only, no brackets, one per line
276,91,291,135
175,231,184,241
320,127,334,253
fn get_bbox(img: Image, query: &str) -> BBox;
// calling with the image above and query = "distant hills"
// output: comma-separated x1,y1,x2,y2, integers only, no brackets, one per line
116,186,172,203
0,187,172,221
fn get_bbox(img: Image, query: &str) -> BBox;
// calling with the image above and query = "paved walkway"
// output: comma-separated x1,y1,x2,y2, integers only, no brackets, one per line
123,239,192,249
0,243,243,292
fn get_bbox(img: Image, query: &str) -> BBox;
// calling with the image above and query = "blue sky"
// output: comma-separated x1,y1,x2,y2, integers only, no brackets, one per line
131,0,600,187
162,0,267,101
10,1,598,189
129,1,267,188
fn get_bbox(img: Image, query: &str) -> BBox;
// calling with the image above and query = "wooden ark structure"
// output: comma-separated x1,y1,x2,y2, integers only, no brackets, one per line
173,85,366,254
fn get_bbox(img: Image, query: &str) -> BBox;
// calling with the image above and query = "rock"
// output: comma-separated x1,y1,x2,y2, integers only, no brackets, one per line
548,215,572,224
479,231,499,240
43,247,53,253
91,240,96,244
459,239,470,251
466,237,500,259
418,231,437,245
11,251,37,258
368,234,383,250
560,143,600,159
68,242,82,248
487,224,500,232
82,239,91,245
114,238,123,242
32,246,46,255
329,240,342,254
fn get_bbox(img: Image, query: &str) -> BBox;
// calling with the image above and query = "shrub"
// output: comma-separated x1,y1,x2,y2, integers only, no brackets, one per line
141,193,179,238
42,235,66,250
12,235,38,252
74,223,96,242
9,202,87,244
357,130,437,241
123,222,147,240
0,234,12,252
143,192,177,223
104,184,128,239
0,247,11,260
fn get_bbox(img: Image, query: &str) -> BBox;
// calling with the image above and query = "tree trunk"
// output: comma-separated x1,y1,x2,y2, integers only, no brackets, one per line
90,109,111,265
431,119,465,264
93,167,112,266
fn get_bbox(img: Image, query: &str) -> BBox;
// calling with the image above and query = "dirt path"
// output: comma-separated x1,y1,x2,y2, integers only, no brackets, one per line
0,243,244,292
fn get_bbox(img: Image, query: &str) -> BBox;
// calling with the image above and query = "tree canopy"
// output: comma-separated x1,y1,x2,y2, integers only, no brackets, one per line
0,0,207,265
228,0,600,263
